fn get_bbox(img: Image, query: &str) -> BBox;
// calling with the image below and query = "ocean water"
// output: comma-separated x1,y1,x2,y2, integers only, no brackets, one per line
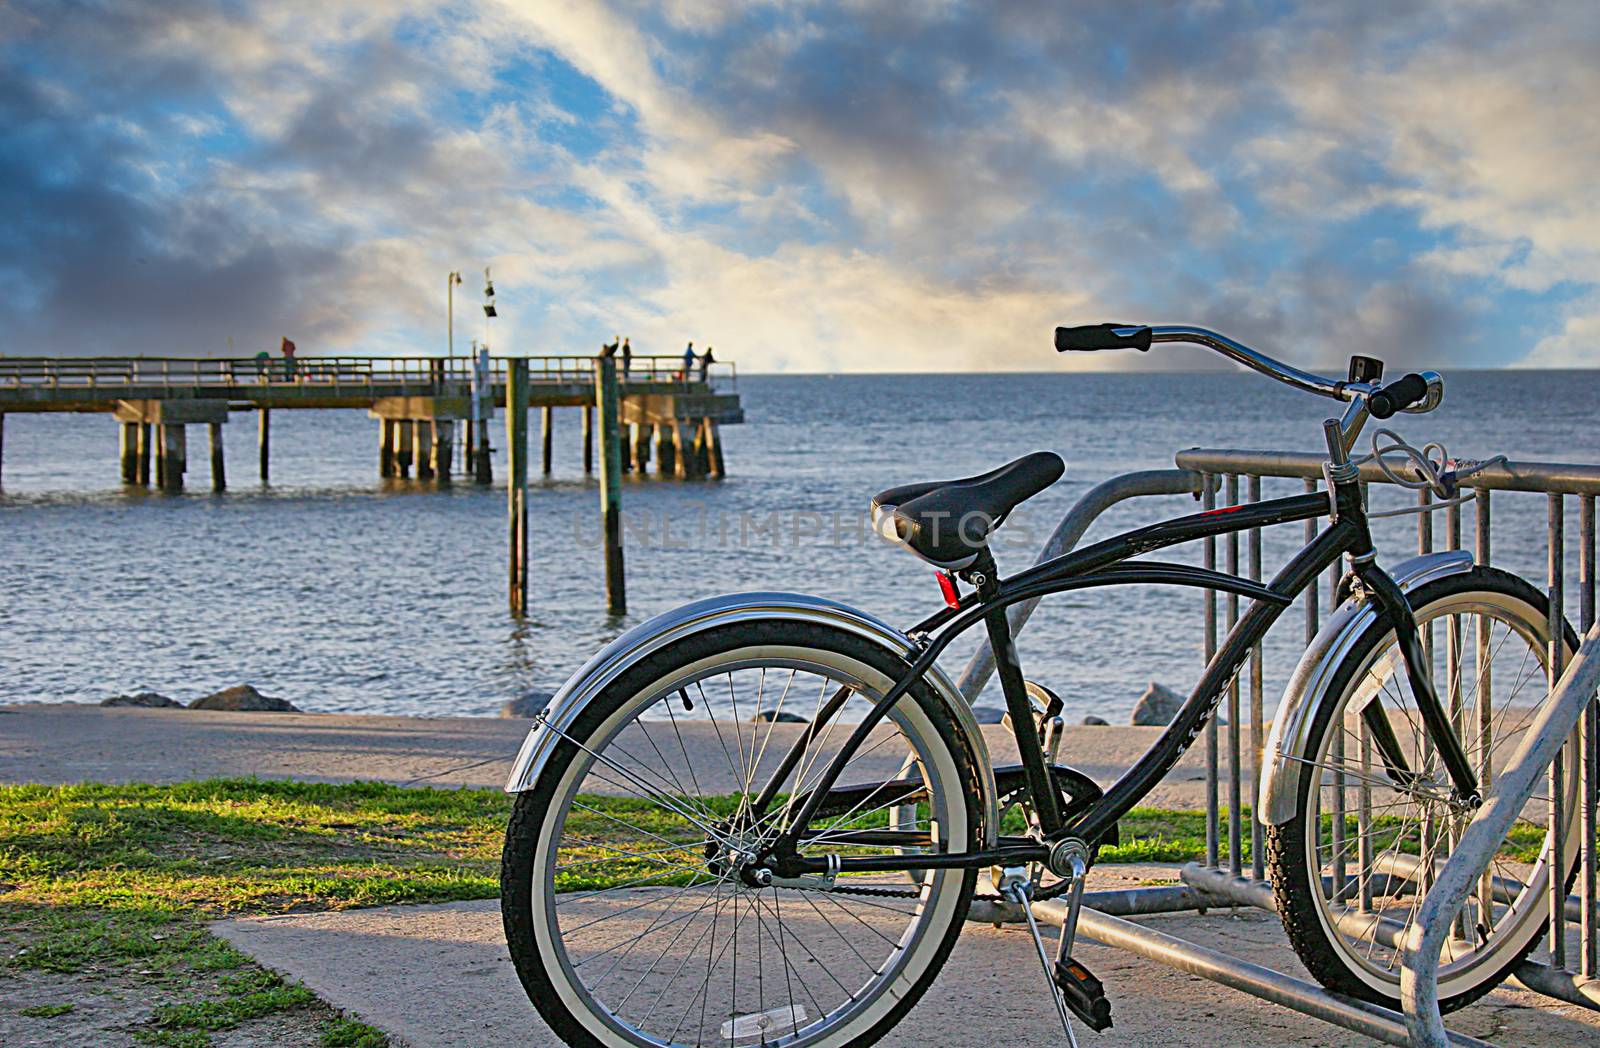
2,369,1595,721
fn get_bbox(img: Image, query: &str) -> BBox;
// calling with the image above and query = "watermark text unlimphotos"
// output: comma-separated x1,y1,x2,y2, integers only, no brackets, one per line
566,505,1043,554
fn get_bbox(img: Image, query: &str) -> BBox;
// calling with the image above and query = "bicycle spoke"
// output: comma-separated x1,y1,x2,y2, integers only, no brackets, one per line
1294,593,1575,999
532,656,960,1048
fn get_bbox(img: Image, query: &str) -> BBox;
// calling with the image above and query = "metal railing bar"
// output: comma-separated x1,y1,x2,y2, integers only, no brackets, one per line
1249,473,1265,882
1328,519,1349,906
1177,447,1600,497
1506,961,1600,1009
1419,486,1439,903
1227,473,1243,877
1584,494,1598,979
1472,488,1498,927
1551,494,1570,971
964,884,1206,925
1371,849,1593,925
1205,473,1220,870
1303,478,1319,644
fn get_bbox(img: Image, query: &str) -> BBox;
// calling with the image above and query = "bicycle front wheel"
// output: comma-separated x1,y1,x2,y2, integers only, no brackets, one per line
1267,566,1579,1012
501,619,983,1047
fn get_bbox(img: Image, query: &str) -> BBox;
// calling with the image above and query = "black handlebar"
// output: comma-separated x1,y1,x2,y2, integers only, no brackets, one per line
1055,324,1153,353
1367,373,1430,419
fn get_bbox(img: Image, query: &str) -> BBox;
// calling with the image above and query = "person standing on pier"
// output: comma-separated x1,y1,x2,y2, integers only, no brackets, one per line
681,341,695,383
280,336,297,381
254,349,270,382
620,337,632,378
600,335,619,358
699,345,714,384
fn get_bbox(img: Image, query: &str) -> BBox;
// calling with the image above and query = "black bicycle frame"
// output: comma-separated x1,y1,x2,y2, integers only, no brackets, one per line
759,469,1480,879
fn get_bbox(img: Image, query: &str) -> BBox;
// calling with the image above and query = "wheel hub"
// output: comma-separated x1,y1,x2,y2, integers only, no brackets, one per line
706,830,774,888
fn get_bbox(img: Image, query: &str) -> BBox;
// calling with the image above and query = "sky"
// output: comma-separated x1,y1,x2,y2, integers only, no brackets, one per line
2,1,1598,373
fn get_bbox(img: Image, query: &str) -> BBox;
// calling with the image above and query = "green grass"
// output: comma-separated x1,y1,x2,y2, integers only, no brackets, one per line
0,778,1265,922
149,972,316,1031
0,779,505,914
17,1003,73,1018
320,1016,390,1047
0,779,516,1045
3,776,1559,1041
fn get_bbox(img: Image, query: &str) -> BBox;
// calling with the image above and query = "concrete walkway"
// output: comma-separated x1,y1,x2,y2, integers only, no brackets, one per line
214,862,1600,1047
11,703,1600,1045
0,703,1227,808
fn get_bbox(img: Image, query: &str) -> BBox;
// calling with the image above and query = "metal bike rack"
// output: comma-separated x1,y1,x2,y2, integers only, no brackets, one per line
958,448,1600,1045
1404,620,1600,1045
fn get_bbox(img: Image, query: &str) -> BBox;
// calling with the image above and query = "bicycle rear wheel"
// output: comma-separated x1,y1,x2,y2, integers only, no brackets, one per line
1267,566,1579,1012
501,619,983,1047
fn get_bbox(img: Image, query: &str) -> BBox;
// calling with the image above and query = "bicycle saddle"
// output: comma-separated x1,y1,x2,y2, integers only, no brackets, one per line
871,451,1065,570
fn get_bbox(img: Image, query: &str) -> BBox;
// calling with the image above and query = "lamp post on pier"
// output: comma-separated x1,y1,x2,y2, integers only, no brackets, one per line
447,271,463,357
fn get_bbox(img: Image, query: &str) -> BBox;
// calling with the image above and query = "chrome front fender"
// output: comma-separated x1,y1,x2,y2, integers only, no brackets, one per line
504,591,1000,847
1258,551,1474,825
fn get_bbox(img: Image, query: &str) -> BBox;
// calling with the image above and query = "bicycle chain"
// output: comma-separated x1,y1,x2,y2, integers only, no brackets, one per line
821,883,922,899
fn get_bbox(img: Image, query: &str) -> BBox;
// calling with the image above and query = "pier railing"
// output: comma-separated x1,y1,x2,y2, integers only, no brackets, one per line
959,447,1600,1045
0,354,736,392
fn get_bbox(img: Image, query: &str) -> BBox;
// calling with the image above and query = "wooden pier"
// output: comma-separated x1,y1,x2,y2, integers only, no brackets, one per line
0,353,743,613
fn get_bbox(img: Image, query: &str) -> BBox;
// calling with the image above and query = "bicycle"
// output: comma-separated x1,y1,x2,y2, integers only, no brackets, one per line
501,324,1579,1046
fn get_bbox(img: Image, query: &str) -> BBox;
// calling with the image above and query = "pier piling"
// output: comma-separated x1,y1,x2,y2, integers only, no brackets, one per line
656,423,676,477
379,419,395,478
396,421,413,479
157,424,186,492
541,406,553,476
0,413,5,485
474,416,492,484
595,357,626,615
672,421,691,479
433,421,452,482
137,423,151,486
687,420,709,480
583,407,594,474
633,423,651,472
258,410,270,483
120,422,139,484
416,420,435,480
707,420,726,477
507,359,530,615
209,422,226,491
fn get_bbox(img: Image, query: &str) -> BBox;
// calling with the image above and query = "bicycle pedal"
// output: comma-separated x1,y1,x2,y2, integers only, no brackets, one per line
1053,958,1113,1033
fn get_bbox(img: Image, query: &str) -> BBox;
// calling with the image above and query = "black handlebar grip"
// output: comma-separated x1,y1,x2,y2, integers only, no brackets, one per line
1367,373,1429,419
1054,323,1154,353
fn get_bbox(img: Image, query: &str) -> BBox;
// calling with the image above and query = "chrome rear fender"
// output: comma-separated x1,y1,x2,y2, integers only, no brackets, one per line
504,591,999,848
1258,551,1473,824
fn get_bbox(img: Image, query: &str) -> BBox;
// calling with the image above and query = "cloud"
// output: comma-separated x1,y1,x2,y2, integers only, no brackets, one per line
1,0,1596,371
1525,295,1600,368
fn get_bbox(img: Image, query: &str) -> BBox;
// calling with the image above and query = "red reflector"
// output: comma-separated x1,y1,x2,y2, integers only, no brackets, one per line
936,572,961,608
1201,504,1245,517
